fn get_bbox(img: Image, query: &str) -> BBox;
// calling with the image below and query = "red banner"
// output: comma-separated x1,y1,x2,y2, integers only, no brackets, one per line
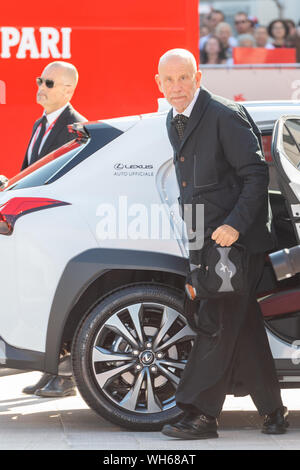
233,47,296,64
0,0,199,177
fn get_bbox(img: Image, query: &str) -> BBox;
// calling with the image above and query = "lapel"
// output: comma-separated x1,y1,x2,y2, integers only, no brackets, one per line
40,104,72,157
166,109,181,154
23,117,44,169
179,87,212,151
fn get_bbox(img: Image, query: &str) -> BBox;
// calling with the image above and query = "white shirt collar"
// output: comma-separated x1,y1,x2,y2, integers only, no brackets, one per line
172,88,200,118
43,103,69,126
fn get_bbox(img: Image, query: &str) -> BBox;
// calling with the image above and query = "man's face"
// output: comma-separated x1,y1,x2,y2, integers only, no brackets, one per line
36,66,73,114
254,27,268,47
234,14,251,34
208,12,223,31
155,57,202,113
217,26,231,44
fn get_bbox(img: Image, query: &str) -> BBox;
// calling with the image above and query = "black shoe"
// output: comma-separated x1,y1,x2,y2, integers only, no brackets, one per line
22,373,53,395
162,412,219,440
262,406,289,435
35,375,76,398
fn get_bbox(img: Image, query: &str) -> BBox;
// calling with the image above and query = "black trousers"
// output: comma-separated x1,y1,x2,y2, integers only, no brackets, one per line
176,253,283,418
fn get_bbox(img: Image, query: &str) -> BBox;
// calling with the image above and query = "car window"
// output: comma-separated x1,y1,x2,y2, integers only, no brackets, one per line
282,119,300,169
6,144,84,191
5,122,123,191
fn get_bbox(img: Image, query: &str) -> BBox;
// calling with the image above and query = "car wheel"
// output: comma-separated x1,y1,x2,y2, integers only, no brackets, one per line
72,284,195,430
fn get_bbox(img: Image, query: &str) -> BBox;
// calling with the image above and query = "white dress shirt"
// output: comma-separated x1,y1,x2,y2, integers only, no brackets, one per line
27,103,69,164
172,88,200,118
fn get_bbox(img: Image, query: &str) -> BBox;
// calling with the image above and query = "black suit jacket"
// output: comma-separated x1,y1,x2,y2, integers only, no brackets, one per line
166,87,275,260
21,104,86,171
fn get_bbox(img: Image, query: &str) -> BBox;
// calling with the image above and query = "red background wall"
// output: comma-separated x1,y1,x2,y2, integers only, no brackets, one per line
0,0,198,177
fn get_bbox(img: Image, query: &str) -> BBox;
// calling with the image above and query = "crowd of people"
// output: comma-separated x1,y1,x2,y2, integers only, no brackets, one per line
200,9,300,64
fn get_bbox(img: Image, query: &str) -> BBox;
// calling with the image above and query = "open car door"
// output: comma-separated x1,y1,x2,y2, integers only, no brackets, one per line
256,116,300,383
271,116,300,246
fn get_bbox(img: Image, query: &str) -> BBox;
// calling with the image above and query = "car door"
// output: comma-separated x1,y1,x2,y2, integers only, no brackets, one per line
271,116,300,245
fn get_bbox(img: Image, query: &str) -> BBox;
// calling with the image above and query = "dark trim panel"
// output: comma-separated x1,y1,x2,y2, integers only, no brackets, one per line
275,358,300,375
47,124,123,184
44,248,189,374
0,336,45,372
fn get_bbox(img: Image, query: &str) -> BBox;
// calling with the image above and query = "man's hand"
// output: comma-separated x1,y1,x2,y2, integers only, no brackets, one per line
211,224,239,247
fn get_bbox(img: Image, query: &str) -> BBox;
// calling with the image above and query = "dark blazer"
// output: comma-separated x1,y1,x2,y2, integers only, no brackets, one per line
21,104,86,171
166,87,275,260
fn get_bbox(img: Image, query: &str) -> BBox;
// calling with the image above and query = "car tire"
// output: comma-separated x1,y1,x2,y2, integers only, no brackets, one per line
71,283,195,431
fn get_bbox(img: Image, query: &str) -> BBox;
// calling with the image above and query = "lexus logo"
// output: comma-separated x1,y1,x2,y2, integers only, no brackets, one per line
114,163,153,170
140,350,154,365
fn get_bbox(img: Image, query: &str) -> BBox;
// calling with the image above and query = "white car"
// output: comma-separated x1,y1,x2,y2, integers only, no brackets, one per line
0,100,300,430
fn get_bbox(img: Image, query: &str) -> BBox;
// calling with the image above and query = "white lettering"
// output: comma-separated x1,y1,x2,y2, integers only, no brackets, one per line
96,204,117,240
128,203,148,239
0,26,72,59
1,27,20,58
39,27,61,59
16,27,39,59
61,27,71,59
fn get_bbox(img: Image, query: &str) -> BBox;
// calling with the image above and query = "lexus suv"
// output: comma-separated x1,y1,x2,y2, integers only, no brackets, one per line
0,100,300,430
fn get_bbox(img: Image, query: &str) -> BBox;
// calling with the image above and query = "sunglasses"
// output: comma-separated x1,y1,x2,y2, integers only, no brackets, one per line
36,77,56,88
36,77,71,88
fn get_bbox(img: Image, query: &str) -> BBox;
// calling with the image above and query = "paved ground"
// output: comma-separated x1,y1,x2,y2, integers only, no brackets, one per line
0,369,299,450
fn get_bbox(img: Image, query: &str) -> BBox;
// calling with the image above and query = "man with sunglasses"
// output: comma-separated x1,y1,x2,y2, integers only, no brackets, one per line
21,61,86,398
234,12,253,37
21,61,86,170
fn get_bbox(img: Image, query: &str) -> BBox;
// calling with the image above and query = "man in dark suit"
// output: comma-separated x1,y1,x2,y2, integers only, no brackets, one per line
21,61,86,170
22,61,86,398
155,49,288,439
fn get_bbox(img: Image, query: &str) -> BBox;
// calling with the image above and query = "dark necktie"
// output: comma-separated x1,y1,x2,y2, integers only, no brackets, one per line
172,114,189,140
30,115,48,164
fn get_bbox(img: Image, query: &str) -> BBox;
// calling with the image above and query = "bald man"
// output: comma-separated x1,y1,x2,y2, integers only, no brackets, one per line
21,61,86,170
155,49,287,439
21,62,86,398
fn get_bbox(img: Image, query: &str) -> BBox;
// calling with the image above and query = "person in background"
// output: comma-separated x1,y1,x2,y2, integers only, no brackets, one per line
254,26,275,49
267,19,290,48
238,34,256,48
21,61,86,398
199,9,225,51
200,25,210,40
200,36,227,65
234,12,253,37
215,22,238,59
248,16,259,32
285,19,300,62
285,19,297,38
206,9,225,33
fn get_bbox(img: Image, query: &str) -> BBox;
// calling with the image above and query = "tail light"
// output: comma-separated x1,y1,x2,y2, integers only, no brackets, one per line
0,197,70,235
